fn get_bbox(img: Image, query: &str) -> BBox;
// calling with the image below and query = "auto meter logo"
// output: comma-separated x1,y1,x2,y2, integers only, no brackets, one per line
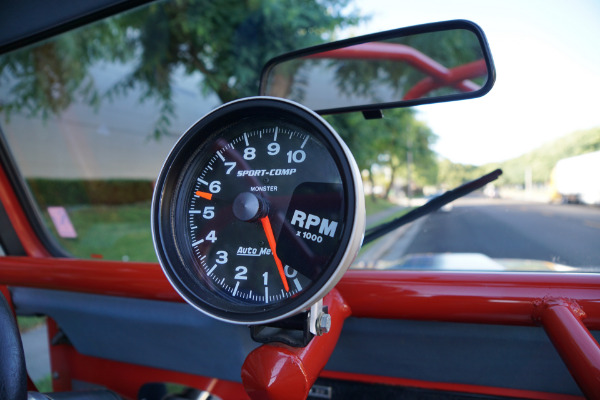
236,246,272,256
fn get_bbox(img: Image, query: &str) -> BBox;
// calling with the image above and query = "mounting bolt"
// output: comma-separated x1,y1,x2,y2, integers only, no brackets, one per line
316,312,331,335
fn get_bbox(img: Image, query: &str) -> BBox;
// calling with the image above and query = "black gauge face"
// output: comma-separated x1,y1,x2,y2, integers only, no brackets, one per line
153,97,364,324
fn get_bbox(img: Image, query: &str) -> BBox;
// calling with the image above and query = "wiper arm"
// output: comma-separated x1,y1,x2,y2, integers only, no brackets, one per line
363,169,502,245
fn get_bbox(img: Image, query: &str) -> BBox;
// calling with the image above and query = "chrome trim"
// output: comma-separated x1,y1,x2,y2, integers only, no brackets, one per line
152,96,365,325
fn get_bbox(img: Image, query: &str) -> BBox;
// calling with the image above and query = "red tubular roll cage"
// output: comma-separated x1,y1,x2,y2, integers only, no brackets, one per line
0,41,599,400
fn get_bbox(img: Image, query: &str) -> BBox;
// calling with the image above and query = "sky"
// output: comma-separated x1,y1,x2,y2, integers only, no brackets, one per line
344,0,600,165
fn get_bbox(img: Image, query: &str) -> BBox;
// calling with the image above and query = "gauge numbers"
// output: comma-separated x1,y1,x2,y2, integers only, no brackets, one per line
153,97,364,324
186,127,325,305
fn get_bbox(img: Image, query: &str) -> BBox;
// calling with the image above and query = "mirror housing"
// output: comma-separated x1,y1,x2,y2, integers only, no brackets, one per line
260,20,495,115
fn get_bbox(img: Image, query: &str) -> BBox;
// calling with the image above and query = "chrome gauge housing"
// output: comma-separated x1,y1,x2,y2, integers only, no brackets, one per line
152,97,364,324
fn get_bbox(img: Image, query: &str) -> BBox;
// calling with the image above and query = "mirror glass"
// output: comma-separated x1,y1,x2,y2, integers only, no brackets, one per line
260,23,493,114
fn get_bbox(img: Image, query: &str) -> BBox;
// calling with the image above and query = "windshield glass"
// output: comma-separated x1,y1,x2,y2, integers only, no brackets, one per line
0,0,598,270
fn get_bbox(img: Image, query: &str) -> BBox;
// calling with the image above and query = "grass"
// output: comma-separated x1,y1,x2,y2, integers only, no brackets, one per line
364,195,397,216
36,196,404,262
19,317,53,392
34,375,53,392
17,316,47,333
364,194,412,230
41,202,158,262
369,207,413,228
357,206,413,258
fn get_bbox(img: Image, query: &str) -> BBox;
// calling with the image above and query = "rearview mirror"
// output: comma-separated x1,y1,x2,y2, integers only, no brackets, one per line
260,20,495,115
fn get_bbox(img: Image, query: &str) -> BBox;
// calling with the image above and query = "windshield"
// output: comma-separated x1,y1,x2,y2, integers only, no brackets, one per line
0,0,598,271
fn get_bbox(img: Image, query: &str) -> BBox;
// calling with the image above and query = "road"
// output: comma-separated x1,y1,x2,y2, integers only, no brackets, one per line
363,197,600,269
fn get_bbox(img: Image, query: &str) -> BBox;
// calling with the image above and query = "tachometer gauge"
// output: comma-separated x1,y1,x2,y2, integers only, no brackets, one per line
152,97,364,324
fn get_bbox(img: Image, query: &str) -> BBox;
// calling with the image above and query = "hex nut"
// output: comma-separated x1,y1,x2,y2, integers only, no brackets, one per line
317,313,331,335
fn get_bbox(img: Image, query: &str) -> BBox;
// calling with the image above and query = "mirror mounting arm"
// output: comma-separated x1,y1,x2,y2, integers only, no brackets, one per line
362,109,383,120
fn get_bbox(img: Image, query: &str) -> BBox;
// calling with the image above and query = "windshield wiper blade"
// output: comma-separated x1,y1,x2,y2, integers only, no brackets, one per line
363,168,503,245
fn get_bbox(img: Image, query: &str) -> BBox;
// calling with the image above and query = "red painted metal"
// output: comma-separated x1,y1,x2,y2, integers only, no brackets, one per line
3,159,600,397
0,256,180,302
2,256,600,328
403,59,487,100
307,42,479,93
320,370,585,400
47,318,249,399
537,299,600,399
241,289,350,400
337,270,600,329
0,165,49,257
47,318,73,392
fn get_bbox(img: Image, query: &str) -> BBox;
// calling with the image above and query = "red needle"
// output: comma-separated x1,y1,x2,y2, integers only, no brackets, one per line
259,216,289,292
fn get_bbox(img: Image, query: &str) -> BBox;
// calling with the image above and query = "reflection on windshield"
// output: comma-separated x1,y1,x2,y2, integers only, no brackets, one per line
0,0,598,271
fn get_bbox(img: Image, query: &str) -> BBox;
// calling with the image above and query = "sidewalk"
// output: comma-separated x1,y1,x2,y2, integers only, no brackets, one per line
21,323,51,382
366,205,406,227
356,204,418,267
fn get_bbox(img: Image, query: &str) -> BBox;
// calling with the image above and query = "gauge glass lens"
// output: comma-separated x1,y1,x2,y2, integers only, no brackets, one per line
154,98,362,323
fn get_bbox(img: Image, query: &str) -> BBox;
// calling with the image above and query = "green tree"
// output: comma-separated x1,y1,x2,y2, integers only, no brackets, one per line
481,126,600,186
327,108,437,200
437,158,484,189
325,111,381,200
0,22,123,120
0,0,360,138
374,111,437,199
